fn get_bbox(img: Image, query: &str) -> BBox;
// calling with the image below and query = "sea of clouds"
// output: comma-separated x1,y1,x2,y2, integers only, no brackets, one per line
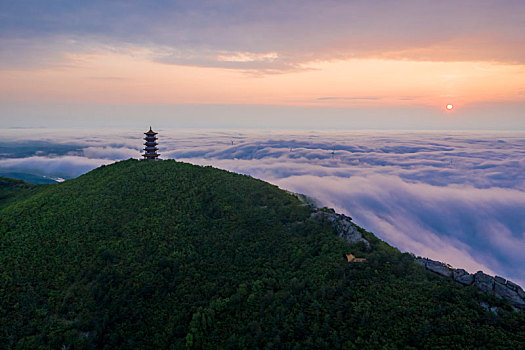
1,129,524,286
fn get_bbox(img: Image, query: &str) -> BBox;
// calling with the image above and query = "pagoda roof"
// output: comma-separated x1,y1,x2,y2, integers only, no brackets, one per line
144,126,158,135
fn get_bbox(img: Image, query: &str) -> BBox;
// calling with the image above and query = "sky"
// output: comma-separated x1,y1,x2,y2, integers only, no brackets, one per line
0,129,524,286
1,0,525,129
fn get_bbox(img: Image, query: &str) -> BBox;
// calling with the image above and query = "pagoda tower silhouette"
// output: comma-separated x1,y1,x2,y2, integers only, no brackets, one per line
142,127,160,160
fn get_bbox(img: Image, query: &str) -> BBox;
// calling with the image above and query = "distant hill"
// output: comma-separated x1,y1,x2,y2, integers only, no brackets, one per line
0,177,49,210
0,172,58,184
0,159,524,349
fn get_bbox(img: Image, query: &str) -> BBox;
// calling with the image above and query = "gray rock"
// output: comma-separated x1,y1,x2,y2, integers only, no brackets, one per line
494,276,506,285
416,258,427,268
453,269,474,285
416,260,525,310
311,210,370,248
480,301,489,310
506,280,525,299
506,280,519,291
494,282,525,309
474,271,495,293
425,259,452,278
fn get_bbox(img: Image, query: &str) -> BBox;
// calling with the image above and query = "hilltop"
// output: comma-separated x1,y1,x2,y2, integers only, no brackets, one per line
1,159,524,349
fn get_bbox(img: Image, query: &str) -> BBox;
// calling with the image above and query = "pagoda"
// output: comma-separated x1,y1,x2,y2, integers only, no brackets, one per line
142,126,160,160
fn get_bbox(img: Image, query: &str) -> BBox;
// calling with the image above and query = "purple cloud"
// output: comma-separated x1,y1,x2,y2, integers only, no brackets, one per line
1,1,525,71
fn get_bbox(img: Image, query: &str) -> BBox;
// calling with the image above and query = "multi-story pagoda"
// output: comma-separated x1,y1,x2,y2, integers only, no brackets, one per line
142,126,160,160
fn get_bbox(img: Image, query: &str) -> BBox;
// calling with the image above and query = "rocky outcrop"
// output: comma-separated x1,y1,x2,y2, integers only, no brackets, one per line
416,257,525,310
474,271,495,293
480,301,499,314
453,269,474,285
493,277,525,308
507,280,525,299
303,196,524,310
293,192,369,249
417,258,452,277
311,209,370,249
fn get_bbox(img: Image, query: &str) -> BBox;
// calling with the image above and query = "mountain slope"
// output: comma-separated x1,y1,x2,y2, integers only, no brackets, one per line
0,172,58,184
0,159,524,349
0,177,50,210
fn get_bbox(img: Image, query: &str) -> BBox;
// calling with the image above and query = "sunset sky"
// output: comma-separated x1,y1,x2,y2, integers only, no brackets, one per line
1,0,525,129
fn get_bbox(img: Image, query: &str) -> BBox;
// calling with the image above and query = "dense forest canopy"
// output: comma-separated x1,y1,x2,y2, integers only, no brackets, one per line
1,159,524,349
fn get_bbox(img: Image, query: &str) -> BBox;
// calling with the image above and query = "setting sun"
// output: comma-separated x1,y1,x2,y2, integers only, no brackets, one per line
446,104,454,110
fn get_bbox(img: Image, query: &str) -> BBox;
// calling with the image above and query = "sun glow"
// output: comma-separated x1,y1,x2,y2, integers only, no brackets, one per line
2,51,524,108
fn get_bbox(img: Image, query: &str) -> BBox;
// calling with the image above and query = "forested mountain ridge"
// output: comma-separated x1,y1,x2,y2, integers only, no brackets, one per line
1,159,524,349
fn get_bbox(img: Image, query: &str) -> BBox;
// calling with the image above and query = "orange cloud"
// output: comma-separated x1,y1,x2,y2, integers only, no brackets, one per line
1,51,524,109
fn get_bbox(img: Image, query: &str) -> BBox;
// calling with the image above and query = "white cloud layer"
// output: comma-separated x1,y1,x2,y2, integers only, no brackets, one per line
1,129,524,286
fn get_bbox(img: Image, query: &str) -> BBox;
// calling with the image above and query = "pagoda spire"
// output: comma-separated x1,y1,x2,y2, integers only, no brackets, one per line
142,127,160,160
